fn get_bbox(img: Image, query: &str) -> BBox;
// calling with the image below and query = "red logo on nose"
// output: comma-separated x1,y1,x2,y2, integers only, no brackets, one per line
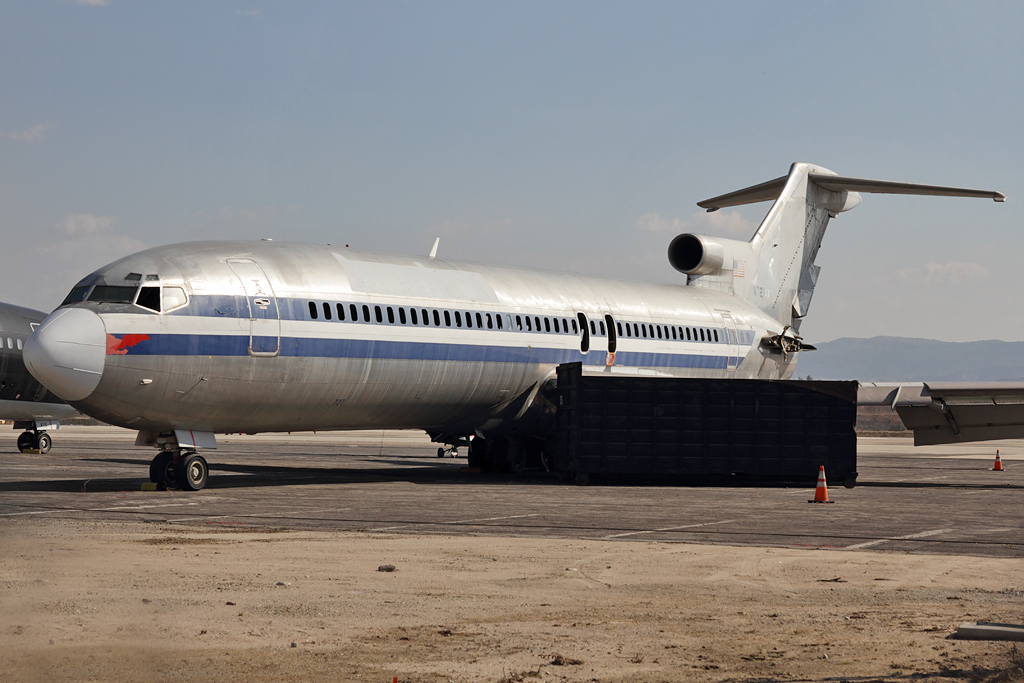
106,333,150,355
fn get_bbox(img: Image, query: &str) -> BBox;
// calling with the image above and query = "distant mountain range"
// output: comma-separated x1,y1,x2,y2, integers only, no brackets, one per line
793,336,1024,382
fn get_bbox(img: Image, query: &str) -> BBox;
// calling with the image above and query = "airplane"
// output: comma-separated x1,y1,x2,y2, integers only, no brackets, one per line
0,302,76,452
22,162,1005,490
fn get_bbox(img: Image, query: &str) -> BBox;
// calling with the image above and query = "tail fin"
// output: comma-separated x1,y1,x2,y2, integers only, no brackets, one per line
685,162,1004,332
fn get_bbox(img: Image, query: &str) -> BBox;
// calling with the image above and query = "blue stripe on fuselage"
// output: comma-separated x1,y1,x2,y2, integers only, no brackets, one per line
110,332,729,370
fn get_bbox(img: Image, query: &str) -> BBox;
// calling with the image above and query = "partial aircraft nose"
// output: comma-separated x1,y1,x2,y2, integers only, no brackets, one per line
24,308,106,402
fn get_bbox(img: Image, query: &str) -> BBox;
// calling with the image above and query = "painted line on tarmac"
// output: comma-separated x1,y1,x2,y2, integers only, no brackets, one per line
369,512,540,532
603,519,738,539
843,528,953,550
168,507,351,523
0,502,199,517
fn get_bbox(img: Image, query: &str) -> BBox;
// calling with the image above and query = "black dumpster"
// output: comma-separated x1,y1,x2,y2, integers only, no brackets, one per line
553,362,857,486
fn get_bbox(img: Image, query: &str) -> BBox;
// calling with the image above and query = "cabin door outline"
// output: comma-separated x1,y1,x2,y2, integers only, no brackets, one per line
228,259,281,357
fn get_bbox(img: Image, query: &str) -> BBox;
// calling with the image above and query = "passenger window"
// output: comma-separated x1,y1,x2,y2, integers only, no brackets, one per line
624,323,631,337
374,306,383,323
323,302,332,320
713,329,719,342
387,307,395,324
699,328,705,342
162,286,187,311
562,318,569,333
362,305,370,322
476,312,483,328
534,316,541,331
7,338,12,349
399,308,406,324
465,312,472,328
525,317,532,331
337,303,346,321
434,310,442,326
515,315,522,330
17,339,23,350
410,308,417,325
571,319,578,334
656,326,662,339
422,309,429,324
617,322,623,337
599,321,606,336
444,310,451,327
135,286,161,312
589,321,596,335
455,311,462,327
641,325,647,338
309,302,318,319
553,318,560,333
671,327,677,340
496,315,503,330
351,304,358,321
544,318,551,333
486,313,493,329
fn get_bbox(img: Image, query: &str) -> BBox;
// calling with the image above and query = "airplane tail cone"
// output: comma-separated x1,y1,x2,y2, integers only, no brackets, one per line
808,465,834,503
993,450,1004,471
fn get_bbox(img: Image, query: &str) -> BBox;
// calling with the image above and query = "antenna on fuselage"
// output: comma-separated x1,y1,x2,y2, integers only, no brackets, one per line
428,237,440,260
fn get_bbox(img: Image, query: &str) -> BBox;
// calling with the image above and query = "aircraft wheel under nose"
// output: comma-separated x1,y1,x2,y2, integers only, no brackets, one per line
35,432,52,454
175,452,208,491
17,431,34,453
150,452,176,486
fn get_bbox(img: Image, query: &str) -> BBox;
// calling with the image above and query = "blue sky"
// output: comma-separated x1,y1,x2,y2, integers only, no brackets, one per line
1,1,1020,342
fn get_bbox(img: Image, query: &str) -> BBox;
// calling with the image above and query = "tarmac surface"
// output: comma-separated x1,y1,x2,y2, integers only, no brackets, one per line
1,426,1022,558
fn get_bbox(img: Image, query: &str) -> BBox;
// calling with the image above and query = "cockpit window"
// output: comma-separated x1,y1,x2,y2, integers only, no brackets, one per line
135,286,161,312
162,286,188,311
61,285,93,306
88,285,138,304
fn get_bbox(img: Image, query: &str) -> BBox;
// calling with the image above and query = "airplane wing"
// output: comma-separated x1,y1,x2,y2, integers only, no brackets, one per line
859,382,1024,445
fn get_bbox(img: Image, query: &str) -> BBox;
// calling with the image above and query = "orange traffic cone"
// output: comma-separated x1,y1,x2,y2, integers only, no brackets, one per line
808,465,834,503
993,450,1004,471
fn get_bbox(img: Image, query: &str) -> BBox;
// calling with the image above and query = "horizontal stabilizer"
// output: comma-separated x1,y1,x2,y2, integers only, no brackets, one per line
808,174,1006,202
697,176,787,212
697,168,1005,212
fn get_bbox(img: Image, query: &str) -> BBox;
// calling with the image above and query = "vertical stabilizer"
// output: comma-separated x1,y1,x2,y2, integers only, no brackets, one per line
687,162,1004,332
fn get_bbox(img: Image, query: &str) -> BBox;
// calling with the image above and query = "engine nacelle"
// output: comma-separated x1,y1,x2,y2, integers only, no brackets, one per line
668,233,726,275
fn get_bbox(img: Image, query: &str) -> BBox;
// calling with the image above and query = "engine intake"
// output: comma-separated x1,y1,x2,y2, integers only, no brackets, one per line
668,234,725,275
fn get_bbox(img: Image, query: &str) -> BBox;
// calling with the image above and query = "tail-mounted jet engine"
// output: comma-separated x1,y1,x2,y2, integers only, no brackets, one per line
668,233,727,275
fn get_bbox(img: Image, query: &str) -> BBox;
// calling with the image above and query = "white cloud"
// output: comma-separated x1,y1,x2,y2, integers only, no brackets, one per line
893,261,990,286
9,123,51,142
55,213,115,235
635,210,755,240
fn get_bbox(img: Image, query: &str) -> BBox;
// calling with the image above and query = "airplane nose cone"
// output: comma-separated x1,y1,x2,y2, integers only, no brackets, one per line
24,308,106,402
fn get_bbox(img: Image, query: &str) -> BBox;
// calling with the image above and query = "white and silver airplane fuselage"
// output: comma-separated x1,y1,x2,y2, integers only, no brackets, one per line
26,240,783,438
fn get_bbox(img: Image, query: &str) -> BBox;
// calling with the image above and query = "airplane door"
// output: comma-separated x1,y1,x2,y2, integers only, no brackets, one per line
719,311,740,371
576,312,590,353
228,259,281,357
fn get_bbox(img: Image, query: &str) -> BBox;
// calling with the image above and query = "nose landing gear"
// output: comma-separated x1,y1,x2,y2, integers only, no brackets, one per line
142,430,215,491
17,430,52,454
148,449,209,490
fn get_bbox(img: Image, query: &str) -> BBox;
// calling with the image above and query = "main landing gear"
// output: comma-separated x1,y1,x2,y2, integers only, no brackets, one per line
17,430,52,454
149,449,209,491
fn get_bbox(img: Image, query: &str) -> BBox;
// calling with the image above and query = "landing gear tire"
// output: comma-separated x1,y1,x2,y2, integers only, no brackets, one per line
35,432,51,454
17,431,34,453
574,471,590,486
150,452,176,487
175,452,208,491
437,447,446,459
843,473,858,489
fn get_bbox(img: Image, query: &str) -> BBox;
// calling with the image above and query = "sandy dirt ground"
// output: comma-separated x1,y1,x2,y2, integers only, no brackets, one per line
3,518,1023,683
